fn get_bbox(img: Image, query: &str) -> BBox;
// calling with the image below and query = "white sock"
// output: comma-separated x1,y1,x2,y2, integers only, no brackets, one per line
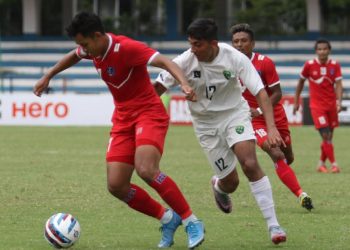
160,209,173,224
318,160,325,167
182,214,198,227
249,176,279,229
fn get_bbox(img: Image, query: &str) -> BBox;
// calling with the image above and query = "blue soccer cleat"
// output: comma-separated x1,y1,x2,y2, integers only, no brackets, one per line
185,220,205,249
158,210,182,248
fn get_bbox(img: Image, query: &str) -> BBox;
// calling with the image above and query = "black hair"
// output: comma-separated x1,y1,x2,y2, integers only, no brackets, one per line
187,18,218,41
314,38,331,50
65,11,105,37
230,23,255,41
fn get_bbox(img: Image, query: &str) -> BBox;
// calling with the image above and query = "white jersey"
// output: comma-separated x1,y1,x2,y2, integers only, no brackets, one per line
156,43,264,123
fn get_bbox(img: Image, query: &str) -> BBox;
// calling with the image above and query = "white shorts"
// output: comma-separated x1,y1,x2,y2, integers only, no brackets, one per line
194,106,255,179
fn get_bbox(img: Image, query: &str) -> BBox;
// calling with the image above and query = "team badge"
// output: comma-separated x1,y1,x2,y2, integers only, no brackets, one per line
223,70,232,80
193,71,201,78
330,68,335,75
107,66,115,76
235,125,244,134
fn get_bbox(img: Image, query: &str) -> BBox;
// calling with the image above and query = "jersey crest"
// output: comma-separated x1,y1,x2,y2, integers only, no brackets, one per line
107,66,116,76
223,70,234,80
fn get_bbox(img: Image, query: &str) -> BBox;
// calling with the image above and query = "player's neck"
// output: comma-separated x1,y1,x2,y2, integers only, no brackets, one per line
318,57,328,64
208,46,219,62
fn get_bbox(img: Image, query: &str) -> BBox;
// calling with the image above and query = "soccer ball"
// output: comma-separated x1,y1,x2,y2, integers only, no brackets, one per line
44,213,81,248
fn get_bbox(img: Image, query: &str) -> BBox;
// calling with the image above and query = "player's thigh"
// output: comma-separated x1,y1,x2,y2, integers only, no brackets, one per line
196,127,237,179
327,108,339,129
106,128,136,165
136,114,169,155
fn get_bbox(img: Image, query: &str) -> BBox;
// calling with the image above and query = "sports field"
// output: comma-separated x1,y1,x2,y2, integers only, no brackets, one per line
1,125,349,250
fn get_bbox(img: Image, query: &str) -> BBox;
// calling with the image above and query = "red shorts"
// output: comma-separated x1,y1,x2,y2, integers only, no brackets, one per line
106,109,169,165
253,115,291,148
310,108,339,129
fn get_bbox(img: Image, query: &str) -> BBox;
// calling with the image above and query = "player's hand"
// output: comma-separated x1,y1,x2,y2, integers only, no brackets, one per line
267,126,286,149
292,103,299,115
33,75,50,97
250,108,261,118
181,85,197,102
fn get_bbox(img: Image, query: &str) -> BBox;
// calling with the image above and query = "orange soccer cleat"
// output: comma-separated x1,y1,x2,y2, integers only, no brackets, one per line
317,165,328,173
331,165,340,173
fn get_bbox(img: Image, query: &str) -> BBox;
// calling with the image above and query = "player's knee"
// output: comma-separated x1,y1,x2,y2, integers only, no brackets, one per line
107,181,128,200
135,164,157,182
285,154,294,165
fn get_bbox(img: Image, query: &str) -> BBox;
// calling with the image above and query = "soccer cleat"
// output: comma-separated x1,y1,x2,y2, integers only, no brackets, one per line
211,176,232,213
317,165,328,173
185,220,205,249
331,166,340,173
299,192,314,211
269,226,287,245
158,210,182,248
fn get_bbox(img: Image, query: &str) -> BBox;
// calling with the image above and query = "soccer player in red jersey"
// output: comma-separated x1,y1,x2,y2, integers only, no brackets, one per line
33,12,204,249
230,23,313,211
293,39,343,174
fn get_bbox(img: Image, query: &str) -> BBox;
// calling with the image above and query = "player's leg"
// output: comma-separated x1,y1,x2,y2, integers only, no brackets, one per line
311,108,339,172
107,161,166,219
107,126,182,248
233,139,286,244
279,143,314,210
135,118,204,249
196,126,238,214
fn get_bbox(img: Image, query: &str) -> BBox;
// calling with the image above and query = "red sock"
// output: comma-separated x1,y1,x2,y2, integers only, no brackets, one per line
320,142,327,162
149,172,192,219
275,159,303,197
324,141,336,164
124,184,165,219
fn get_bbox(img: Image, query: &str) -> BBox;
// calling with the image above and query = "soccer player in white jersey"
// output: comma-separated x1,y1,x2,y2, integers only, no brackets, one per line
154,18,287,245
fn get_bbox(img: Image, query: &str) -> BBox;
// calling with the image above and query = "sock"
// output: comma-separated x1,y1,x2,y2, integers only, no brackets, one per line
124,184,165,219
249,176,279,229
275,159,303,197
182,214,198,227
149,172,192,219
160,209,173,224
320,142,327,163
323,141,336,164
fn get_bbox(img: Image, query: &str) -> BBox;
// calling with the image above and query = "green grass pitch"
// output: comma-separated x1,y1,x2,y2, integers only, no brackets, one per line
0,125,349,249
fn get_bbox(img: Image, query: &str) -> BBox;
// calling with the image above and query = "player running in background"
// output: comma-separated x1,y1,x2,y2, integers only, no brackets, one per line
230,23,313,211
33,12,204,249
293,39,343,174
154,18,287,245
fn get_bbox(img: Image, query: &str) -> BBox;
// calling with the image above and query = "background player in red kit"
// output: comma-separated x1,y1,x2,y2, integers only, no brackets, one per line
230,23,313,211
293,39,343,174
33,12,204,249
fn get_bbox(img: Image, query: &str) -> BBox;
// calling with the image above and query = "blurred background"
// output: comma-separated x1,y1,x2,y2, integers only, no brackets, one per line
1,0,350,126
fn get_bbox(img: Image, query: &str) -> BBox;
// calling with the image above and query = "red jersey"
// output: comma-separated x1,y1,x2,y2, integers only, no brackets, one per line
242,52,287,125
300,58,342,109
76,33,165,121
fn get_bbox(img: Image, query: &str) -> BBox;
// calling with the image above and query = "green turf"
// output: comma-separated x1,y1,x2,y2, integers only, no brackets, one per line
0,125,349,249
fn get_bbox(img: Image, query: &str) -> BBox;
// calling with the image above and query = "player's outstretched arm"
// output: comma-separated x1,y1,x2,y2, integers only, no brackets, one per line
335,79,343,113
33,49,81,97
292,78,305,114
151,54,196,102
